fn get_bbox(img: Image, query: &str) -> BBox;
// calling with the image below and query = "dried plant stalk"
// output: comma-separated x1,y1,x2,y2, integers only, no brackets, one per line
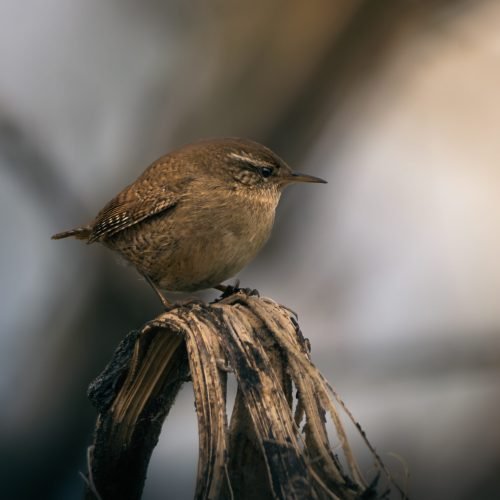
84,292,403,500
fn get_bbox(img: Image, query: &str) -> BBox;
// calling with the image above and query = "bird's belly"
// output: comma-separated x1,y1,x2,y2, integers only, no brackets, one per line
156,224,270,291
107,205,275,292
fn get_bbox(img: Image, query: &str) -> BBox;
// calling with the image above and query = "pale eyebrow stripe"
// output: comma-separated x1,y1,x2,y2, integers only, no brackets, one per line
228,152,274,168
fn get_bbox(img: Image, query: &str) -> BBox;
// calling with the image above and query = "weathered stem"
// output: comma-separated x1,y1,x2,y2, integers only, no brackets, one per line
84,292,398,500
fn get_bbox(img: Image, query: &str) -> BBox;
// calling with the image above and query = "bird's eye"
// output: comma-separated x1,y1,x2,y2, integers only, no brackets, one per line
261,167,273,178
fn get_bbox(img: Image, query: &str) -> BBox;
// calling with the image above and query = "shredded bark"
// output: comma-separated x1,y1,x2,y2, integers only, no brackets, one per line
84,291,406,500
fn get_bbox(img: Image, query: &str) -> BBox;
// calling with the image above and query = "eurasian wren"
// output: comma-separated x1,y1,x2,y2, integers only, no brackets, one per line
52,138,326,306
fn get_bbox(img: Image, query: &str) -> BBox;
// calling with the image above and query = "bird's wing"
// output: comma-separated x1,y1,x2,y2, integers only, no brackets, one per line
88,188,179,243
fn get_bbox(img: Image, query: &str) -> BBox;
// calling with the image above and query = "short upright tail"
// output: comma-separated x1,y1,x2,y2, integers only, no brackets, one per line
51,226,92,241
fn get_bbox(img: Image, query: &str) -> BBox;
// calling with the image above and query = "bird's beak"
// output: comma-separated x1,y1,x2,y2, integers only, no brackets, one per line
285,172,327,184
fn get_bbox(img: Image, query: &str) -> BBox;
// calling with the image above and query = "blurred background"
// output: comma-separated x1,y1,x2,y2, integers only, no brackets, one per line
1,0,499,498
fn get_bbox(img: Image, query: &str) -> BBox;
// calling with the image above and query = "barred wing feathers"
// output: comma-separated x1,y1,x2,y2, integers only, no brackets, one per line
88,189,179,243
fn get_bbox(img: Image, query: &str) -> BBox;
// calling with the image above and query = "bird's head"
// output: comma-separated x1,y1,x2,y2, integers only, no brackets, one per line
187,138,327,191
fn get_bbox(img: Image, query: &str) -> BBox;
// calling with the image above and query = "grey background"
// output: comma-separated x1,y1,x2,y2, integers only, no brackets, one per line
0,1,499,499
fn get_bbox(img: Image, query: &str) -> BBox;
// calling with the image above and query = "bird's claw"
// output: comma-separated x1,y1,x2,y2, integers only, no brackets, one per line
217,284,260,299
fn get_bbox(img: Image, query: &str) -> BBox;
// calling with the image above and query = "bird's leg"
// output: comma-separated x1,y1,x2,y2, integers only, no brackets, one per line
144,275,172,309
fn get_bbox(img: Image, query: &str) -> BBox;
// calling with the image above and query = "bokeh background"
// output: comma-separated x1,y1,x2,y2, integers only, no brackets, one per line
1,0,499,498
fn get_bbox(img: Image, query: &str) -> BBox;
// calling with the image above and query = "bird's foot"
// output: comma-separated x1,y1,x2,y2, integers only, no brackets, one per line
214,280,260,300
175,297,206,308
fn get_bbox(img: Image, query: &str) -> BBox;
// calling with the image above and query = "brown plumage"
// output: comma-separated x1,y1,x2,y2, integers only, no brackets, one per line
52,138,326,304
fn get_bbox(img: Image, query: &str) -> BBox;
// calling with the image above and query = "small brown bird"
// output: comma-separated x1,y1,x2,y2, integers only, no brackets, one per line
52,138,326,306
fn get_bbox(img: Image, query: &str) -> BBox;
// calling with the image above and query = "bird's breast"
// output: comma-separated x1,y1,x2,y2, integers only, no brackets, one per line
157,188,280,290
106,186,280,292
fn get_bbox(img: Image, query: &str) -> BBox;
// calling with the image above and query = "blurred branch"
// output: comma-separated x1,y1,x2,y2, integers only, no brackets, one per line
0,116,86,219
268,0,475,158
84,292,403,499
